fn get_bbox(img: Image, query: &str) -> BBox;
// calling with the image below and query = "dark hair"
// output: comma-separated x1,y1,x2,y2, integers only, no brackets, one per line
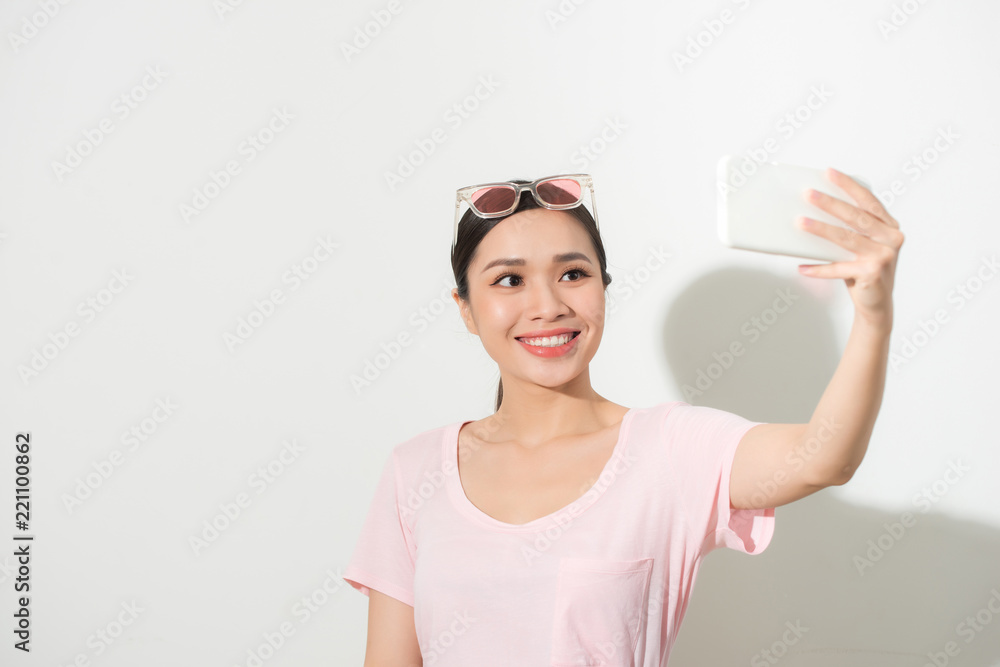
450,180,613,413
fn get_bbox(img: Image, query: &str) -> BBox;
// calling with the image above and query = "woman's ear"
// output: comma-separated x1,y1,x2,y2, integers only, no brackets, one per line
452,288,478,336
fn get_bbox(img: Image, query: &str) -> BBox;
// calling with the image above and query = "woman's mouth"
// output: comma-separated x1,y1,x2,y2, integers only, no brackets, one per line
515,331,581,357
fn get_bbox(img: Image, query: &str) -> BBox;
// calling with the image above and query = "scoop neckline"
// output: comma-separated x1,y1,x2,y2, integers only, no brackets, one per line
445,406,638,532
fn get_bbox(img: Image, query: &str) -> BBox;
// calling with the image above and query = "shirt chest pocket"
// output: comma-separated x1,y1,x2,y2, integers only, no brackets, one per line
549,556,654,667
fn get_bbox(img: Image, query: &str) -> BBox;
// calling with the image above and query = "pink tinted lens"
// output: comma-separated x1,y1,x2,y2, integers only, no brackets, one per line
536,179,582,206
471,186,517,215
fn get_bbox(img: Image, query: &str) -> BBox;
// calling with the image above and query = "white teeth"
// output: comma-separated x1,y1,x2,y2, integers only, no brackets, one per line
519,333,576,347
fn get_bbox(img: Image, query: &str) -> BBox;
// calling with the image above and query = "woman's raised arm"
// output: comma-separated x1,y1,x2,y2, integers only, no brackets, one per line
730,167,904,510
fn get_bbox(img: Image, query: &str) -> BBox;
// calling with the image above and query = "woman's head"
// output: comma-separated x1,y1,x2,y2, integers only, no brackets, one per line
450,180,613,412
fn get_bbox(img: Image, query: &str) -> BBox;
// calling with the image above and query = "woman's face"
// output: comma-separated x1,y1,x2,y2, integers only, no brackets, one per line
453,207,606,392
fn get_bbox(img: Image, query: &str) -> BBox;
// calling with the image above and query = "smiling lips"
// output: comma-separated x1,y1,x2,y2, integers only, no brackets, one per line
515,330,581,357
517,332,577,346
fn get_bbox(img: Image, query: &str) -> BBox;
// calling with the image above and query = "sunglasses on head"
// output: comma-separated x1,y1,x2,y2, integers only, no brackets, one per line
452,174,599,249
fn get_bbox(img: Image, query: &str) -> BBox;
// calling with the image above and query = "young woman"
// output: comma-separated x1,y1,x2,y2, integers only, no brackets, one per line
343,173,903,666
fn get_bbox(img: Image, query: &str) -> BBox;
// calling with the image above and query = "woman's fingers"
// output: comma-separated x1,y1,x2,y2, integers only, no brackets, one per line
825,167,901,230
804,169,905,251
796,216,883,256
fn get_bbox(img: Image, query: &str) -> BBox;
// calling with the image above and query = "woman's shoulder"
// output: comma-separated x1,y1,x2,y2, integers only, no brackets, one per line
632,399,758,424
628,399,690,421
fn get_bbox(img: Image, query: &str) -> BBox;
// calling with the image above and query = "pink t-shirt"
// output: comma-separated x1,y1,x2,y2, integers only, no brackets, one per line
343,400,776,666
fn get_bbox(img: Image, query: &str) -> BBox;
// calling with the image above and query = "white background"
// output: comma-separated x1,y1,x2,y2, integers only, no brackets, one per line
1,0,998,665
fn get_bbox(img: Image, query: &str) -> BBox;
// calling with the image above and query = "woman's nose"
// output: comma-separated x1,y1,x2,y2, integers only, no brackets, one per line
525,282,568,318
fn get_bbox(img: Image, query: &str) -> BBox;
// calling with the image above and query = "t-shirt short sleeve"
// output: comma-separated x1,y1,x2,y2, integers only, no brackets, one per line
665,402,776,556
343,450,416,606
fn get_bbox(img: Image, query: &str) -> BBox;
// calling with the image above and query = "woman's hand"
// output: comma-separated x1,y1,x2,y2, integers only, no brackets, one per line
796,167,905,332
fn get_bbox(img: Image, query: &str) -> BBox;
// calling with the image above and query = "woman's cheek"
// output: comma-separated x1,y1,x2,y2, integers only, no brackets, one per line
581,290,607,327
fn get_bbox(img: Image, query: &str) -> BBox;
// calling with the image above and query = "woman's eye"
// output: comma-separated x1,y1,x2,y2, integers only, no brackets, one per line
493,268,588,287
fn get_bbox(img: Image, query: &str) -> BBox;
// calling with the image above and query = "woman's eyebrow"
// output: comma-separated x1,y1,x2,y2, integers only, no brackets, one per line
480,252,592,274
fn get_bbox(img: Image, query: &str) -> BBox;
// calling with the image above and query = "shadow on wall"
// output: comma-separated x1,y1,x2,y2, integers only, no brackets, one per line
659,267,1000,666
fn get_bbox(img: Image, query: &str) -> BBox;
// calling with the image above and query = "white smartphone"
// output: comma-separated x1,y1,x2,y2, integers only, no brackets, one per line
716,155,872,262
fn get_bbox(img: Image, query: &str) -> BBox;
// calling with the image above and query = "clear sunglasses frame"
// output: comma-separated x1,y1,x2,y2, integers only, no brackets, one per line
452,173,600,249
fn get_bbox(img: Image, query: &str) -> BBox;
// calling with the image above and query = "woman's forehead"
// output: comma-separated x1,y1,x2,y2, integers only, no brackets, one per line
482,208,588,246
